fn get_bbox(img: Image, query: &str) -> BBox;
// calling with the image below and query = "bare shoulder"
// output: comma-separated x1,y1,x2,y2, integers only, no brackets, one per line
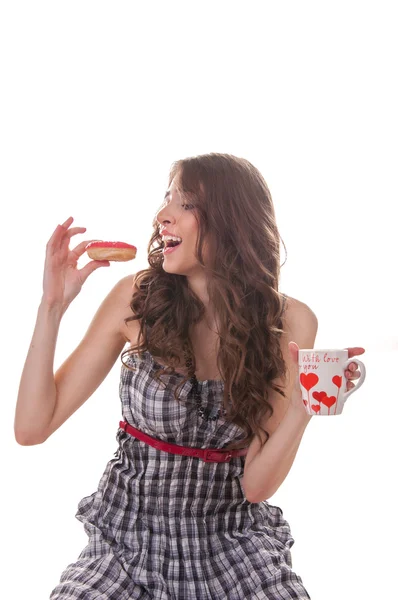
84,272,140,346
279,295,319,378
110,273,141,344
275,294,318,407
282,295,318,344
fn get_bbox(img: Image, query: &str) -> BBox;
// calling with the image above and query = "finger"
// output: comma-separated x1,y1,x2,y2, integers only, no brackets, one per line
78,260,110,284
346,380,355,391
61,216,74,228
65,227,87,240
58,227,88,252
345,369,361,380
345,347,365,358
288,341,299,364
47,225,68,253
47,218,74,252
67,239,101,259
344,362,358,375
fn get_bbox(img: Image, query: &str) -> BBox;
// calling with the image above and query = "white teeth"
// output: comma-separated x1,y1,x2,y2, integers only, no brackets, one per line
162,235,182,243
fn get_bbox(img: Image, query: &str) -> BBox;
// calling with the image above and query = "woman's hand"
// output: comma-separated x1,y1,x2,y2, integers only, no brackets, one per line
42,216,110,311
288,342,366,413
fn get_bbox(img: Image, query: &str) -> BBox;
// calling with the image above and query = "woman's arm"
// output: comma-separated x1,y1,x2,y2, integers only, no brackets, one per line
243,406,312,502
242,298,318,502
15,275,136,445
15,300,65,445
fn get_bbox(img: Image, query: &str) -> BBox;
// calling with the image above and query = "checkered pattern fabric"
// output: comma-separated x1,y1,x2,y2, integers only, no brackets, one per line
50,349,310,599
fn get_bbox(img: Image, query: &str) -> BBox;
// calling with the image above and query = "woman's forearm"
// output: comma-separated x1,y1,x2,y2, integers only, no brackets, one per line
243,406,312,503
14,299,65,445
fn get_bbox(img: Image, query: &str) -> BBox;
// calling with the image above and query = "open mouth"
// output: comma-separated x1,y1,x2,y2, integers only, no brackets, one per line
165,240,182,248
163,239,182,254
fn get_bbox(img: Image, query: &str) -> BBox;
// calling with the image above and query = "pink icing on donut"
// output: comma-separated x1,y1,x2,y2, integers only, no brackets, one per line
86,241,137,251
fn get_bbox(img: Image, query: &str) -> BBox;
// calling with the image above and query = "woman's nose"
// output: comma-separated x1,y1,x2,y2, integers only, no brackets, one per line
156,204,176,226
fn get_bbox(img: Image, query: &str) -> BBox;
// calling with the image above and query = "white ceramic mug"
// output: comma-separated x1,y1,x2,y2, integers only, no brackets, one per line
298,349,366,416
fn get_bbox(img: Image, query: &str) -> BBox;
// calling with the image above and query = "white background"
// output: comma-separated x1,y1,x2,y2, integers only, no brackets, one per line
1,1,397,598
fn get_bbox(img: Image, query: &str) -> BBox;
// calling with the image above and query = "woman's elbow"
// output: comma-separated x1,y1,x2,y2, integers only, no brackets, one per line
242,480,273,504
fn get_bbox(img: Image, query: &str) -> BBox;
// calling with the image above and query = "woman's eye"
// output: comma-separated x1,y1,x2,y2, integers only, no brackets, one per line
182,204,194,210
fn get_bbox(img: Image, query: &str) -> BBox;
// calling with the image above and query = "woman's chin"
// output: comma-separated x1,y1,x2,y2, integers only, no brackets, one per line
162,261,181,274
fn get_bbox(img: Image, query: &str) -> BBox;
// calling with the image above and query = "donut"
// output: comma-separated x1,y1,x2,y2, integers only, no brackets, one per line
86,241,137,262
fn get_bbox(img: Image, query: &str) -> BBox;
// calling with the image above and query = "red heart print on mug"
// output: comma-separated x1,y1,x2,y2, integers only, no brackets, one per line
321,395,336,409
300,373,319,391
320,394,337,415
311,404,321,413
312,391,327,402
332,375,342,388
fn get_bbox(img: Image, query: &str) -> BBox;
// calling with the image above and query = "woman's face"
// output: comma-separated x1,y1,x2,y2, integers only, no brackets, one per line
156,176,204,277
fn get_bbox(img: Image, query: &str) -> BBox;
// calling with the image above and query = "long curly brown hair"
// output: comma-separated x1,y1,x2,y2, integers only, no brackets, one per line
121,152,288,451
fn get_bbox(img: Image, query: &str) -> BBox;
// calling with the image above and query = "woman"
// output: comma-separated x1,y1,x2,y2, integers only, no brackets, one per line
15,153,364,599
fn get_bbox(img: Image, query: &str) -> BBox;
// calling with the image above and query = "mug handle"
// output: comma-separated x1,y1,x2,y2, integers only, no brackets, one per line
342,358,366,402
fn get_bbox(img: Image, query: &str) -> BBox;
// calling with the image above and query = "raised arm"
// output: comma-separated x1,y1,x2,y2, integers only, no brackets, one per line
14,217,138,445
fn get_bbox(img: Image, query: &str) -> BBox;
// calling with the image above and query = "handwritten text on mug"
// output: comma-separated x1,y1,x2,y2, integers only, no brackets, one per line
300,353,341,373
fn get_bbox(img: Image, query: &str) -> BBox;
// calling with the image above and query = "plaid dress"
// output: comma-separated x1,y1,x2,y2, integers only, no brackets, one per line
50,349,311,599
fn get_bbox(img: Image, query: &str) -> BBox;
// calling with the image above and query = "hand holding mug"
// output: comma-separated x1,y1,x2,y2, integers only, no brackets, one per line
288,343,366,416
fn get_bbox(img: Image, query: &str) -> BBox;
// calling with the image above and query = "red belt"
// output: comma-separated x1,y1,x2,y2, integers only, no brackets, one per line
119,420,248,463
